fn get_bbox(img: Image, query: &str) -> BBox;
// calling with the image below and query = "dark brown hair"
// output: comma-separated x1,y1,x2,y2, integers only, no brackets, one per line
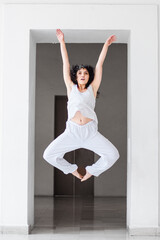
70,64,100,98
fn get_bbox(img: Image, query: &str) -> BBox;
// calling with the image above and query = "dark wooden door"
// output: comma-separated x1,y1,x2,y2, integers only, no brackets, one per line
54,95,94,196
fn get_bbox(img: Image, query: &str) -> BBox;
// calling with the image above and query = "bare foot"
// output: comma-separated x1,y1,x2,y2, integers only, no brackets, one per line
81,171,92,182
72,169,83,180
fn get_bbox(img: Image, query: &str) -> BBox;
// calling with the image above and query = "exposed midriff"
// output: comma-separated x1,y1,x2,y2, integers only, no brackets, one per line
70,111,93,125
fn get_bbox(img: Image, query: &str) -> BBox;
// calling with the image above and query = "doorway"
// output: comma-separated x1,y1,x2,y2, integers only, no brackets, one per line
34,42,127,230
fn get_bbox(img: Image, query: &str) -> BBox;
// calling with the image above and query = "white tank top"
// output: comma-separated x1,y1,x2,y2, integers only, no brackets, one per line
67,84,98,124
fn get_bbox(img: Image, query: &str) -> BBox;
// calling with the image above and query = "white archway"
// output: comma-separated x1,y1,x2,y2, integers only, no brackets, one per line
0,4,159,235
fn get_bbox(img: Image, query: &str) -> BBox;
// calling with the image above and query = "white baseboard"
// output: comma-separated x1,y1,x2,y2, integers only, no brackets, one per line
0,225,33,234
128,226,160,236
1,225,160,236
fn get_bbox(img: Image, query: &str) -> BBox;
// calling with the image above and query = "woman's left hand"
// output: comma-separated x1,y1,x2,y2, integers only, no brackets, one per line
106,35,117,46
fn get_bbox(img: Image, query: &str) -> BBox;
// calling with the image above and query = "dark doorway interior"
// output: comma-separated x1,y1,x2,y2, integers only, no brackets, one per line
54,95,94,197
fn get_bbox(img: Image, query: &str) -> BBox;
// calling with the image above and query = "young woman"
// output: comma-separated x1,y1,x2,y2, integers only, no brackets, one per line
43,29,120,182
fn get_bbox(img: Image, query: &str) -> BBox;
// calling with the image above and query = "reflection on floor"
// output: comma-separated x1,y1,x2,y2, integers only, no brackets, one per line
34,196,126,230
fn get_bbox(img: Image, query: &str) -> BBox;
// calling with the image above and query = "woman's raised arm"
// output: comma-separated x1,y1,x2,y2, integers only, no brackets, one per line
56,29,72,87
92,35,117,91
96,35,116,66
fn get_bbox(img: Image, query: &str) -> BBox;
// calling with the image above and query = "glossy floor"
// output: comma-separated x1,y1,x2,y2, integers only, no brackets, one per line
0,196,160,240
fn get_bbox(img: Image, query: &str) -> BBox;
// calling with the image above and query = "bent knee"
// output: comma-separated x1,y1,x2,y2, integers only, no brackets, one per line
114,148,120,161
43,148,53,161
43,145,60,162
110,147,120,162
43,149,48,160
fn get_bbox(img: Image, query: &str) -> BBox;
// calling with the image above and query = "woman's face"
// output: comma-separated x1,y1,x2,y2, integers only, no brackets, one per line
76,68,89,85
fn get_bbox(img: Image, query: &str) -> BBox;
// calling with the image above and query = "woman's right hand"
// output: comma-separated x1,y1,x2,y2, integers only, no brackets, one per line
56,29,64,43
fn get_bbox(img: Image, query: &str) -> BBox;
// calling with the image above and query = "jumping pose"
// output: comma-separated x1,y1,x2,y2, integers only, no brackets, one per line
43,29,120,182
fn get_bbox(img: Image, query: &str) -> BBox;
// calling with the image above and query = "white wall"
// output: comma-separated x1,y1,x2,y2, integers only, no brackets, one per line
0,3,159,236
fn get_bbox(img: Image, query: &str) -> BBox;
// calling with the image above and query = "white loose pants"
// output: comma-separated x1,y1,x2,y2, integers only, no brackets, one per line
43,119,120,177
